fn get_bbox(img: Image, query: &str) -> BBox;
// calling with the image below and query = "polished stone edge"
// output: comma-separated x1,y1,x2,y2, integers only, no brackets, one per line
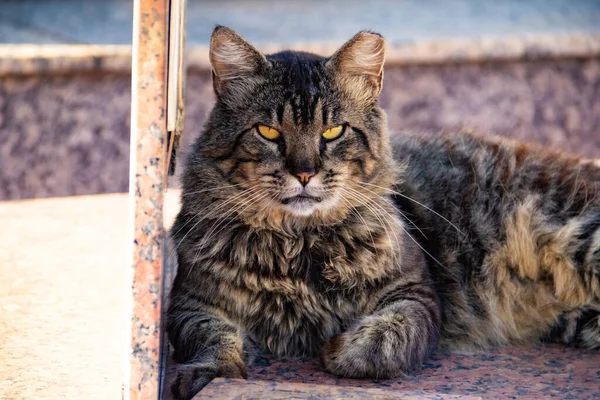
1,33,599,76
127,0,169,399
195,378,484,399
0,44,132,76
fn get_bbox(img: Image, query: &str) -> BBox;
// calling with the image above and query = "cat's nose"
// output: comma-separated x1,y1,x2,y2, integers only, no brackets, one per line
295,171,316,186
287,157,319,186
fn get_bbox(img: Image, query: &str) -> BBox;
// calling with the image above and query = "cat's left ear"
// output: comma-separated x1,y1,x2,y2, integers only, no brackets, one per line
209,26,270,97
326,31,386,99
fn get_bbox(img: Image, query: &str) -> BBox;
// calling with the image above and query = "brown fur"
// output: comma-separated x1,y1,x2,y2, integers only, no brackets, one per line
167,27,600,399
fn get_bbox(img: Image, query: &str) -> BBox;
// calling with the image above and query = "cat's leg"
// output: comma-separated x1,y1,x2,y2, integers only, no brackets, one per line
321,281,441,378
572,215,600,349
572,213,600,293
576,309,600,348
541,213,600,349
166,296,256,400
543,307,600,349
556,213,600,348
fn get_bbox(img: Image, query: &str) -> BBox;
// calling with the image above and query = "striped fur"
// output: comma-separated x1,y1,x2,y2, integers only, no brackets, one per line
167,26,600,399
391,133,600,350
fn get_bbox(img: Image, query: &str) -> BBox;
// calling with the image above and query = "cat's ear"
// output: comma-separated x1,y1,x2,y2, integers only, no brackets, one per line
209,26,270,96
327,31,386,99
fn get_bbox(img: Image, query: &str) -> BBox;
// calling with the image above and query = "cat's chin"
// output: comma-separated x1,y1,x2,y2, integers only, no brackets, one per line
281,201,319,217
280,194,341,217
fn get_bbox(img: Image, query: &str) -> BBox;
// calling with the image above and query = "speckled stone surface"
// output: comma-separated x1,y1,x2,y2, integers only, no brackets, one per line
1,57,599,201
2,34,600,76
127,0,170,398
0,72,131,200
235,346,599,399
0,191,181,400
0,194,129,400
161,318,600,399
196,378,483,399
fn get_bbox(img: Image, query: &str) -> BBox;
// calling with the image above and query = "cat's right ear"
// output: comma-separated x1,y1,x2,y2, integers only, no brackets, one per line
209,26,270,97
327,31,386,101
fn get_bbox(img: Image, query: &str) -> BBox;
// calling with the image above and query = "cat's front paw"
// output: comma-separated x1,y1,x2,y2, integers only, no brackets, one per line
171,349,247,400
322,313,429,379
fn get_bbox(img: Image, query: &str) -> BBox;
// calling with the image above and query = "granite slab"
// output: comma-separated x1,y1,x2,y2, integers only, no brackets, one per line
163,341,600,399
195,378,483,399
2,33,600,77
0,191,181,399
2,57,599,201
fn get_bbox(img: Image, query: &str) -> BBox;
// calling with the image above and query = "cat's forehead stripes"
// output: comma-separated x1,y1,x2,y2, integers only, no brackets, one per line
309,95,322,126
279,94,326,129
276,104,285,125
321,102,329,127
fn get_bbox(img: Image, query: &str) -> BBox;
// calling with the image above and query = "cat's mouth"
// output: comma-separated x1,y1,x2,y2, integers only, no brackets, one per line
281,194,323,205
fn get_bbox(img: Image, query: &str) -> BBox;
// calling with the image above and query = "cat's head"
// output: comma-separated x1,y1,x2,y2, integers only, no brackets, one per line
184,26,397,221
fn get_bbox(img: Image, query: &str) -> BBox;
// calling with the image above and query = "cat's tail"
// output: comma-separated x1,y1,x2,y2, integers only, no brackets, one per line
540,212,600,349
572,213,600,292
542,307,600,349
565,214,600,349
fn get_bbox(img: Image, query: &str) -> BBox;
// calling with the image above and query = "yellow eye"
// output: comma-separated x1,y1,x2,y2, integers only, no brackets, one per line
257,125,280,140
322,125,344,141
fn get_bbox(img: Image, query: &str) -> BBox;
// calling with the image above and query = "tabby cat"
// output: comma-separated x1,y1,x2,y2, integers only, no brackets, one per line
167,26,600,399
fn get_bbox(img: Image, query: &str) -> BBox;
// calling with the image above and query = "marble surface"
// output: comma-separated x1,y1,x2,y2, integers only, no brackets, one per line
0,194,129,400
0,191,181,400
2,33,599,76
242,346,599,399
0,72,132,200
127,0,170,398
197,378,483,399
163,343,600,399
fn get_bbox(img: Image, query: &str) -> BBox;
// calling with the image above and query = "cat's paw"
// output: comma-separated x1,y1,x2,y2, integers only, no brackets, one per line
171,349,247,400
322,313,419,379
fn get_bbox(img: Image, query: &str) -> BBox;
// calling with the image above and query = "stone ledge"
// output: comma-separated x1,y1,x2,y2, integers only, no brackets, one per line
1,33,599,76
0,191,180,399
0,44,131,76
194,378,483,399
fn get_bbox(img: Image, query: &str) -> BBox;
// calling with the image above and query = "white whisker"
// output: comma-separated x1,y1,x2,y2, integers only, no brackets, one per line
357,181,466,237
182,183,243,197
352,182,427,239
168,186,261,264
336,190,378,258
185,188,271,279
347,186,449,270
341,187,400,265
203,191,272,246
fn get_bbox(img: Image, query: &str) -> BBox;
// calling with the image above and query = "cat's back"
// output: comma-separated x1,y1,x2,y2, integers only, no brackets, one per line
391,131,600,214
390,130,600,268
389,131,600,347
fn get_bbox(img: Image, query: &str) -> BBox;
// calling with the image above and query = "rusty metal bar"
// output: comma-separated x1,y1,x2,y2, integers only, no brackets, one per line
127,0,169,398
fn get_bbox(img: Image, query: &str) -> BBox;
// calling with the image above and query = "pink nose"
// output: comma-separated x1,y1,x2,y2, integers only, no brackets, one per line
296,171,315,185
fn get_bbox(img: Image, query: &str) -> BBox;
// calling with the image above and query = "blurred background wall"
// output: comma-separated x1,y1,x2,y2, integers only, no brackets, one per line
1,0,599,200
